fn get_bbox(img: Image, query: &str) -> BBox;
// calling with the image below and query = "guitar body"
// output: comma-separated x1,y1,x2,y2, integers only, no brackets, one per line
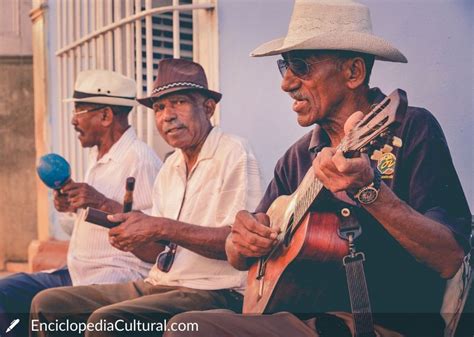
243,194,349,314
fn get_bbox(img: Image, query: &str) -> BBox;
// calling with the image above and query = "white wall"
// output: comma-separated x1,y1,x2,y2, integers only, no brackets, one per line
217,0,473,209
0,0,32,56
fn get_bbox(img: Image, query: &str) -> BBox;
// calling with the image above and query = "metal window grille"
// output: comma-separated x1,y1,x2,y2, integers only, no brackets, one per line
54,0,215,181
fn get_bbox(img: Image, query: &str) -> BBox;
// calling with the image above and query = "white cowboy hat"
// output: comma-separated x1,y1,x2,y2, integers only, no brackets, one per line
64,70,137,107
251,0,407,63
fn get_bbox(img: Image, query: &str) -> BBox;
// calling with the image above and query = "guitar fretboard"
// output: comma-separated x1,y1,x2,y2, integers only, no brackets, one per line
290,138,349,233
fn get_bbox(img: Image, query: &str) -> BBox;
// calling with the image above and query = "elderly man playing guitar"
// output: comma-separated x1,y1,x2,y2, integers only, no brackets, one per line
164,1,471,336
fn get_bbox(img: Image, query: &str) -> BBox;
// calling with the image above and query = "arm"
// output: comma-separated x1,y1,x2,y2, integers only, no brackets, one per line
61,181,122,213
363,183,464,278
161,219,231,260
108,212,230,260
312,110,468,279
130,241,166,263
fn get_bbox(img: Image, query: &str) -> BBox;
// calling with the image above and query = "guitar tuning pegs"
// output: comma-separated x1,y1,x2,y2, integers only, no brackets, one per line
370,150,383,161
392,136,403,148
381,144,393,153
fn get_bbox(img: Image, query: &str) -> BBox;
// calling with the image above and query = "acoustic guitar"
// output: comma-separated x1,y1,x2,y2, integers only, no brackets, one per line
243,89,408,314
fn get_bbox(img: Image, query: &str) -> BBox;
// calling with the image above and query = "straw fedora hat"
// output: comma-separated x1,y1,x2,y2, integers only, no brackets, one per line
251,0,407,63
65,70,137,107
137,58,222,109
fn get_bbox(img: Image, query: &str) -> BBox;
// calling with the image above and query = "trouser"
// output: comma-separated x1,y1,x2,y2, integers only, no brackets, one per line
0,268,71,337
30,280,243,337
164,310,404,337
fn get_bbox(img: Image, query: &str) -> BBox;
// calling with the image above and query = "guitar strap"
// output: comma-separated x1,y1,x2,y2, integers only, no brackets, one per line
337,205,376,337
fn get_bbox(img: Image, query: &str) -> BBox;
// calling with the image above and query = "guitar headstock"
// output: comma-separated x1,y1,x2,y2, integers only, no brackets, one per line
342,89,407,158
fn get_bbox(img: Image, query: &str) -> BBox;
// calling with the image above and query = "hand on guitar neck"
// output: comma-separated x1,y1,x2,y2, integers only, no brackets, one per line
313,110,375,195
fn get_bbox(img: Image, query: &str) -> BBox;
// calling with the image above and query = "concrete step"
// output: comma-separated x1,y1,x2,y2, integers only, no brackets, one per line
28,240,69,272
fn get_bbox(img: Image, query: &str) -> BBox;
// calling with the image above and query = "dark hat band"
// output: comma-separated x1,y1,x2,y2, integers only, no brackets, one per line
151,82,205,95
73,90,135,100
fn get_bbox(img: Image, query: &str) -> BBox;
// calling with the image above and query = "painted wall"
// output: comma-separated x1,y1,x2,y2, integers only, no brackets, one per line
0,0,33,56
217,0,473,210
0,0,36,264
0,58,37,264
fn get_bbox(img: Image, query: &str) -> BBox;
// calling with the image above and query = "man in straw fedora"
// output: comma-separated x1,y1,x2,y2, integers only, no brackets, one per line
29,58,263,337
0,70,162,337
164,1,471,336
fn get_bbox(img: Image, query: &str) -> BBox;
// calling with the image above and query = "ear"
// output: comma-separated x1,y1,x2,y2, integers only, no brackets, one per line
100,107,114,127
203,98,216,120
344,57,366,89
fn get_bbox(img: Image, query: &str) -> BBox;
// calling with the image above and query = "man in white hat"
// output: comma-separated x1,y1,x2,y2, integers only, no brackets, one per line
0,70,161,337
164,1,471,336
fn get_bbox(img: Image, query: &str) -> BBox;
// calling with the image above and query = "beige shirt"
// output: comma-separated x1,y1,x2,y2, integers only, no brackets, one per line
68,127,162,285
145,127,263,292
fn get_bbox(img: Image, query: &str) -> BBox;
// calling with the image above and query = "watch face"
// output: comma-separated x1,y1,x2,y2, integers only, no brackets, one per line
358,187,379,204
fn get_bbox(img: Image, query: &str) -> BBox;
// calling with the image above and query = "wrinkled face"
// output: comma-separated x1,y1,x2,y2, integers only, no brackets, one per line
153,92,213,151
71,103,106,147
280,51,347,127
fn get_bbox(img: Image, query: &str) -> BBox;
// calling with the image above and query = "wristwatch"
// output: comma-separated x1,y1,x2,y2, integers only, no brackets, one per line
349,169,382,205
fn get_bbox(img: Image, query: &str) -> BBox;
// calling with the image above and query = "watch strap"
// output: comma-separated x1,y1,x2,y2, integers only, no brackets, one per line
348,168,381,203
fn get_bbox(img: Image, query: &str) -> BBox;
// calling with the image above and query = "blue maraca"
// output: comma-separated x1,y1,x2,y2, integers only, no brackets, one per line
36,153,71,189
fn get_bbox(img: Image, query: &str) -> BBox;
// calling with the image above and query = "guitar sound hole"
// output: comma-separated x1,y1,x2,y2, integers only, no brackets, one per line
284,214,295,247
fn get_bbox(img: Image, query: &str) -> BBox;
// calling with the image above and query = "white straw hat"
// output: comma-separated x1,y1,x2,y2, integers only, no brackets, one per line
65,70,137,107
251,0,407,63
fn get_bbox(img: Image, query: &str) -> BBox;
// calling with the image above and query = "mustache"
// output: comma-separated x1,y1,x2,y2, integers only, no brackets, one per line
289,91,306,101
164,124,185,133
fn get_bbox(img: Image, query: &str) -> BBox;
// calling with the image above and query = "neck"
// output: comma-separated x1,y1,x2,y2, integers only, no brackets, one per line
97,124,130,159
182,125,212,176
321,87,372,147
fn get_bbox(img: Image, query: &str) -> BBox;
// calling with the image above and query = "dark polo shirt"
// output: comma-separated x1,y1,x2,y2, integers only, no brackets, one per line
255,88,471,336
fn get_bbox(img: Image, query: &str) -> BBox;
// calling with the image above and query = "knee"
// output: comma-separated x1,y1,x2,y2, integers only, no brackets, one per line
0,273,28,306
30,288,66,317
163,312,205,337
85,308,119,337
0,290,6,312
87,306,120,325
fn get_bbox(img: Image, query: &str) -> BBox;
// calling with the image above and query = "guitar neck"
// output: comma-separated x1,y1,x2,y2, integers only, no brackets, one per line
292,140,348,228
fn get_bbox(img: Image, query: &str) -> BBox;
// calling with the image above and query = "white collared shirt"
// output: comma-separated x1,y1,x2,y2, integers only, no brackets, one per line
68,127,162,285
145,127,263,293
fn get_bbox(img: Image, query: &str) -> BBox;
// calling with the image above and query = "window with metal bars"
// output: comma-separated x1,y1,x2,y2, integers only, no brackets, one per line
139,0,193,92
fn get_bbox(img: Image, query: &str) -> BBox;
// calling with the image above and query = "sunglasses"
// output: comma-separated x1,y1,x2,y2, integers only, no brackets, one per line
277,57,332,78
156,242,177,273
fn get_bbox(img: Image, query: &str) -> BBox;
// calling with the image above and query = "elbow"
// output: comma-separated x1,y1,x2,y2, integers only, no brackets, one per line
439,247,465,279
232,262,251,272
227,253,251,271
